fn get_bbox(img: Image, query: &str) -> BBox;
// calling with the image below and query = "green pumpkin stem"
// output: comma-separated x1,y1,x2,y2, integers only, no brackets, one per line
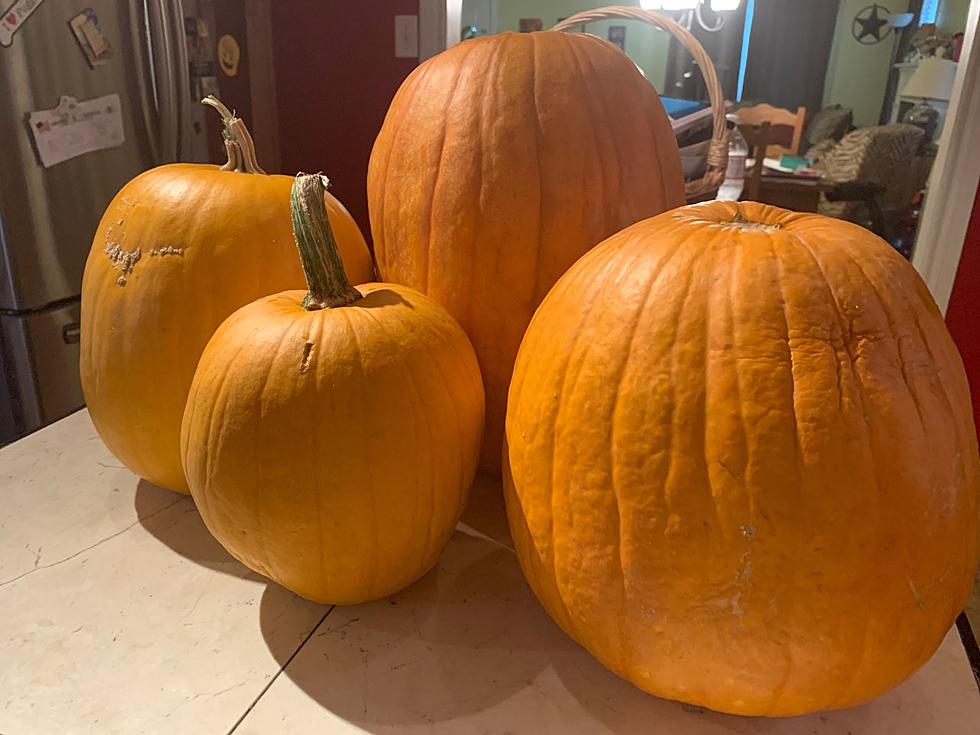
291,173,362,310
201,95,266,174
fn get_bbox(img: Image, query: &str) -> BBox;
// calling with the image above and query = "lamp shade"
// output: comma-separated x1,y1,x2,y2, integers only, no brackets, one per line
902,57,958,101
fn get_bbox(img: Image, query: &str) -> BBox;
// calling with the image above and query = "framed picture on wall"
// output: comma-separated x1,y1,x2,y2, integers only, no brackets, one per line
608,25,626,50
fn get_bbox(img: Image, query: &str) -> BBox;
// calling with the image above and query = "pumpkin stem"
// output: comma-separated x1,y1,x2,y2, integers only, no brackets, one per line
291,173,362,310
201,95,267,174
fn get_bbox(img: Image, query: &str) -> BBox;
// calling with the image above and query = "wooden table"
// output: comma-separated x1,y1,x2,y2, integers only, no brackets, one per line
749,172,835,213
2,411,979,733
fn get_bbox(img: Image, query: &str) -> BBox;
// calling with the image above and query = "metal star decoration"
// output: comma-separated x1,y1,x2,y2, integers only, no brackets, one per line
853,4,892,45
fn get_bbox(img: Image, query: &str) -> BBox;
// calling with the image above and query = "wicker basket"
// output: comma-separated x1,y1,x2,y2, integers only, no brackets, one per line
552,6,728,201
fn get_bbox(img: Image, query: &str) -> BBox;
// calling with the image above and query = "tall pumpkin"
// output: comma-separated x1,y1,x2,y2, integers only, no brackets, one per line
504,201,980,716
368,31,685,472
81,99,374,493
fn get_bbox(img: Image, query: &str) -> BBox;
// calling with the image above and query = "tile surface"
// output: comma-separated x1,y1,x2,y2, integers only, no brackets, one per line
236,481,980,735
2,412,978,733
0,412,326,735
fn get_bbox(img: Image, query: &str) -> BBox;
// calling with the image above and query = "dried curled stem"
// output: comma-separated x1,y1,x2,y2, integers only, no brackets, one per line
202,95,267,174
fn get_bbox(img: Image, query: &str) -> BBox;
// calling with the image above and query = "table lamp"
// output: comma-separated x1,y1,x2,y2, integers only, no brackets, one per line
901,57,957,141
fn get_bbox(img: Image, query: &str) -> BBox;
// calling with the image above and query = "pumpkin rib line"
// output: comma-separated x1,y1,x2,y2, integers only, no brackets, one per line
765,233,812,716
423,44,475,296
559,33,610,301
372,65,427,274
837,249,929,435
544,236,654,637
663,229,714,539
198,334,255,523
789,234,856,414
309,316,330,593
377,62,442,281
790,236,882,710
421,328,474,524
832,246,966,678
340,309,382,597
724,233,751,521
896,274,976,631
526,32,545,308
605,228,691,675
252,315,304,581
466,39,503,336
770,233,805,472
358,304,441,577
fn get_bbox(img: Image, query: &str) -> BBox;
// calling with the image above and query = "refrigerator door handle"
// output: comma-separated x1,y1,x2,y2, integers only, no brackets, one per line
146,0,178,162
130,0,160,164
167,0,191,162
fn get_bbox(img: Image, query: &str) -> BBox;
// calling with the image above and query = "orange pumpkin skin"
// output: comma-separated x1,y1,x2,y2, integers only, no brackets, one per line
180,283,485,604
368,31,685,472
80,165,374,493
504,201,980,716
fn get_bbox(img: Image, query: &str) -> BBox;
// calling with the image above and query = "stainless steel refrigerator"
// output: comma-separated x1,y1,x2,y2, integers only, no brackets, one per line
0,0,195,443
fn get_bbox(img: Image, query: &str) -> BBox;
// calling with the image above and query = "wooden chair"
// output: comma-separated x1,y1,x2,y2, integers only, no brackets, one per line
733,103,806,156
737,122,770,201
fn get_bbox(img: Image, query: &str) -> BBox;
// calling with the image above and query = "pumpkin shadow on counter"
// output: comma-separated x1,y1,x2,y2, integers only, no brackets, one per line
133,479,259,581
256,474,560,728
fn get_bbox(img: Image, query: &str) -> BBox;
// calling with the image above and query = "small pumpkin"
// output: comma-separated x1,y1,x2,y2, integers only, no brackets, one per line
80,98,374,493
181,173,484,604
504,201,979,716
368,31,685,473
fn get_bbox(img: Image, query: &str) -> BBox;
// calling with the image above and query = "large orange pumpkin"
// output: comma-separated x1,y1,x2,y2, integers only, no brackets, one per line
504,201,979,716
81,99,374,493
181,174,484,603
368,31,685,472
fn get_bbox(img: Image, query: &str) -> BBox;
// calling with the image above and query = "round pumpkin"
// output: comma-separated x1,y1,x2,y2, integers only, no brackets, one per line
368,31,685,472
181,174,484,604
81,99,374,494
504,201,979,716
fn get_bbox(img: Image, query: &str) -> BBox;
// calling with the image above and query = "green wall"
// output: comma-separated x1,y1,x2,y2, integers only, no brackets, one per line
480,0,672,93
822,0,973,127
822,0,903,127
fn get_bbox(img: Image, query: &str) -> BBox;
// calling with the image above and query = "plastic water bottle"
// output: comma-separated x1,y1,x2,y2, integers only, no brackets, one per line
716,123,748,202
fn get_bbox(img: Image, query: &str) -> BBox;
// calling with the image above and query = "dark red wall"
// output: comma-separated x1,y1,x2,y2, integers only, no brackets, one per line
270,2,419,239
945,183,980,426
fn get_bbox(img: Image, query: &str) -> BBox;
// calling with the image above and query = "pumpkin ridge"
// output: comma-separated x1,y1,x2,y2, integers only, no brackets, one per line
786,232,856,415
309,313,333,593
838,247,931,432
371,67,424,278
526,32,546,306
424,42,479,296
767,232,813,713
829,246,975,695
553,231,692,650
605,228,699,676
557,32,613,303
537,241,643,635
797,251,885,711
377,63,438,280
361,304,437,576
340,307,383,594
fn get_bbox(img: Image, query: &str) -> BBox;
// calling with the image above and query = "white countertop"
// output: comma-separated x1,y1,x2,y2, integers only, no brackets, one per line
1,410,978,734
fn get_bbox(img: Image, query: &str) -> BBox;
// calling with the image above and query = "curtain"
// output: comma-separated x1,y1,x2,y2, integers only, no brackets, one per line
741,0,840,116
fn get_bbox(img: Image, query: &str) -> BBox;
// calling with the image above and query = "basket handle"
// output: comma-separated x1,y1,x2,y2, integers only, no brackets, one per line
551,6,728,200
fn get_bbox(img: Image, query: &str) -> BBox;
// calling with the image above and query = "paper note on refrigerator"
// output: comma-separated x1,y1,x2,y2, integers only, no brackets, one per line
28,93,124,168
